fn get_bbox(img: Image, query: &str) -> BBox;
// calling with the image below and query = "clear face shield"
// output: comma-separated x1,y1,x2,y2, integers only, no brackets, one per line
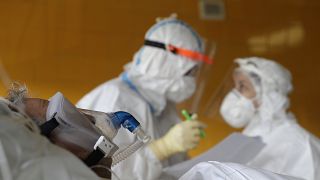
204,65,260,128
178,40,216,114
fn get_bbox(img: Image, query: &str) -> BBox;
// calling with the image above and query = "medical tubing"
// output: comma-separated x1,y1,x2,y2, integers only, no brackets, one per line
111,128,150,166
135,127,151,143
95,111,150,166
111,125,150,166
111,139,144,166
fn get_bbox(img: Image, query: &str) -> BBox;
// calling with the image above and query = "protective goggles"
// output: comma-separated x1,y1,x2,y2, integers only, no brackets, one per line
144,39,213,64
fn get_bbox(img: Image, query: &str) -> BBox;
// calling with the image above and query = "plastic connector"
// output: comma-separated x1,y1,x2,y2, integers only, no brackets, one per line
114,111,140,132
94,136,117,156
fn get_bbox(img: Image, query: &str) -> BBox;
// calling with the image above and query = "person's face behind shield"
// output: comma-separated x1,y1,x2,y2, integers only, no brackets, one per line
233,70,260,107
128,18,213,110
17,98,112,178
219,69,263,128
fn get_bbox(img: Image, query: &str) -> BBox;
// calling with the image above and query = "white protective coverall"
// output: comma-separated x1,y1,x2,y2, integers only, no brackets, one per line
220,57,320,180
179,161,303,180
77,18,204,180
0,98,101,180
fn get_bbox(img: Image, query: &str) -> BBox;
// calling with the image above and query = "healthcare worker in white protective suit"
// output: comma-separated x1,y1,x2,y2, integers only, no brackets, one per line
77,16,212,180
219,57,320,180
0,97,101,180
179,161,302,180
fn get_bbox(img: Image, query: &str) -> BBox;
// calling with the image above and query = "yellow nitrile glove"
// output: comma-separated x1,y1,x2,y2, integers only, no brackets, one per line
149,120,206,161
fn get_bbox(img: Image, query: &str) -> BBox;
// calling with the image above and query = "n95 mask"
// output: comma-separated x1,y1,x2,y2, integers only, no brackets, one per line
166,76,196,103
220,90,256,128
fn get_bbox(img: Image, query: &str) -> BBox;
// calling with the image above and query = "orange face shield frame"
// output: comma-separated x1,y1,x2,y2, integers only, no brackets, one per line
144,39,213,65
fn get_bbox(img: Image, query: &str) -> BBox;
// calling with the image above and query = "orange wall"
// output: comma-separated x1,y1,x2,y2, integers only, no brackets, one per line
0,0,319,156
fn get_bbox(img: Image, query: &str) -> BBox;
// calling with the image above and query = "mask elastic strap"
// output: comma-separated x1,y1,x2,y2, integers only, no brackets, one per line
84,136,117,167
84,148,105,167
41,112,115,167
40,118,107,167
41,118,112,166
144,39,213,64
39,117,59,137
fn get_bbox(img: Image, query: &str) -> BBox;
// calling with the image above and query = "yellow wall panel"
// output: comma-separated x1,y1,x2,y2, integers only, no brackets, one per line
0,0,319,157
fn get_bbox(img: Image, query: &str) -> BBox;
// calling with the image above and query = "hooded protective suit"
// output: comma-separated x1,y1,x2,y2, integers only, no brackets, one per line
179,161,303,180
0,98,101,180
220,57,320,180
77,17,204,180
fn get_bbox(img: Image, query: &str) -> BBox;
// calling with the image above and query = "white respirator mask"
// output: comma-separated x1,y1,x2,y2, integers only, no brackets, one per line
220,90,256,128
166,76,196,103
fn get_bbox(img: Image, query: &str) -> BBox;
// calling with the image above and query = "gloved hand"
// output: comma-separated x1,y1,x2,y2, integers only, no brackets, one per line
149,117,206,161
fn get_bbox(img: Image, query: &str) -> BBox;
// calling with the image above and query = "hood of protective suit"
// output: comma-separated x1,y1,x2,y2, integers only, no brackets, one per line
123,17,204,115
235,57,292,96
234,57,293,133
